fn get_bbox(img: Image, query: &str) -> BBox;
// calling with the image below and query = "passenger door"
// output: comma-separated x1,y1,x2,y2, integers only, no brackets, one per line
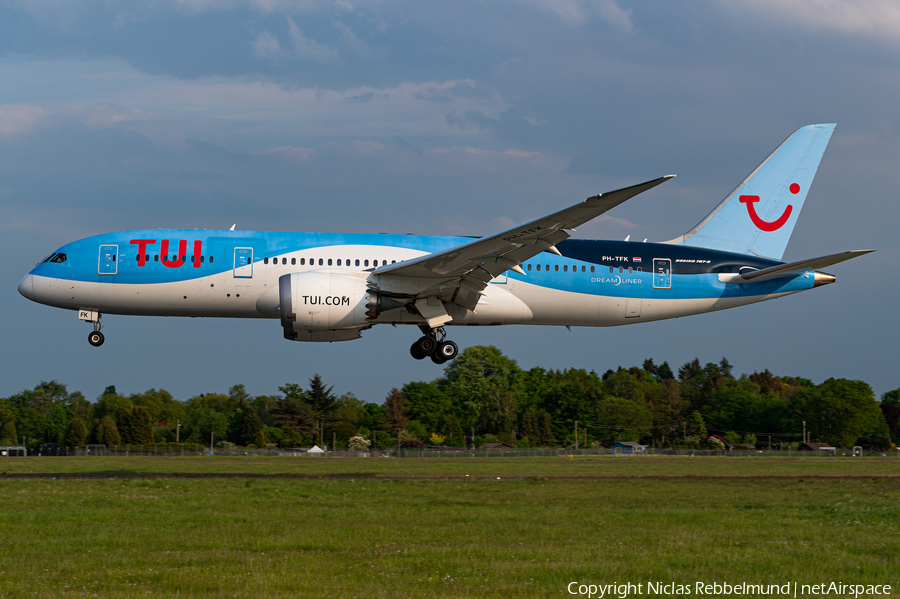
233,247,253,278
652,258,671,289
98,245,118,276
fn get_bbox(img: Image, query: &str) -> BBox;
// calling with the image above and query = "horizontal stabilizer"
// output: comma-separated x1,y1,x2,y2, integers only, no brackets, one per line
718,250,874,284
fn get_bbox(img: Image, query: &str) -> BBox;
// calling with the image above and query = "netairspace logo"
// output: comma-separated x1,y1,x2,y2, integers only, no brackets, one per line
567,581,893,598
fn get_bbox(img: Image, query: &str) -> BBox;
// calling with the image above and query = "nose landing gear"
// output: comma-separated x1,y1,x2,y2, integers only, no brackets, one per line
88,330,105,347
81,311,105,347
409,326,459,364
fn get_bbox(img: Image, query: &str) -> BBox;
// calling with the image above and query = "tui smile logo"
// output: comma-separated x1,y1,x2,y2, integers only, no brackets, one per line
739,183,800,232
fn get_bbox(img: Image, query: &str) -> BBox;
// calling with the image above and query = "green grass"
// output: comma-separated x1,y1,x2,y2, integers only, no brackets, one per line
1,458,899,598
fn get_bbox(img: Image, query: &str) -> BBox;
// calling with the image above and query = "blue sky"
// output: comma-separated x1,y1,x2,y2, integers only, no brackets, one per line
3,0,899,402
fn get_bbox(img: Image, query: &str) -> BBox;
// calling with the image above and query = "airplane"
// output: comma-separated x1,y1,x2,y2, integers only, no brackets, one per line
17,123,872,364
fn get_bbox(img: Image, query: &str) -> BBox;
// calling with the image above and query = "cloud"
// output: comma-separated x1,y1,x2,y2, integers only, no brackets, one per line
251,17,342,63
504,0,633,30
725,0,900,44
0,105,50,138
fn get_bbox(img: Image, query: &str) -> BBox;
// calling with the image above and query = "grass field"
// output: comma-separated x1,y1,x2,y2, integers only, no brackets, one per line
1,457,898,598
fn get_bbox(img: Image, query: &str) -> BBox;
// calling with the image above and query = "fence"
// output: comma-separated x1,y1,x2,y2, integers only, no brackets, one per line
5,445,898,458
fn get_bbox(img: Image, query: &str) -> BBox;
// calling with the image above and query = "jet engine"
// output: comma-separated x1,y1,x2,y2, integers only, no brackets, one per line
279,271,372,341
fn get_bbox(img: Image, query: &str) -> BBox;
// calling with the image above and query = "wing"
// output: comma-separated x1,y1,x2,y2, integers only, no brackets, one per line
371,175,675,314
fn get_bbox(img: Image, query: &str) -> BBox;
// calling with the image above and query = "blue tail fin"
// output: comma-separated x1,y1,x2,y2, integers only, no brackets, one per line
665,124,836,260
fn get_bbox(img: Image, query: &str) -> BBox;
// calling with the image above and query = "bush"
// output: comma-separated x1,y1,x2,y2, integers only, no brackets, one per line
401,440,426,450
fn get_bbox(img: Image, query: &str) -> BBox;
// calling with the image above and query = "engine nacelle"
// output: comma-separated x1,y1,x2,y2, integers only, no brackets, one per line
279,271,370,341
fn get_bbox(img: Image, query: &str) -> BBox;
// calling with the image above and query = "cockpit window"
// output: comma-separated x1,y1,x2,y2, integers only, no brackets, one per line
38,253,67,265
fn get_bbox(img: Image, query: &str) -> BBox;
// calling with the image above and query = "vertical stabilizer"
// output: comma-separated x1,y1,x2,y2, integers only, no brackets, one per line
665,124,835,260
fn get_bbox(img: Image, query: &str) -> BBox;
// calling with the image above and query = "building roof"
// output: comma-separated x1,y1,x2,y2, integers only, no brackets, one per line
480,442,513,450
800,442,835,451
612,442,647,448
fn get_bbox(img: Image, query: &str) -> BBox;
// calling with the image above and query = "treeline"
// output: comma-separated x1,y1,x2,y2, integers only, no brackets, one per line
1,346,897,451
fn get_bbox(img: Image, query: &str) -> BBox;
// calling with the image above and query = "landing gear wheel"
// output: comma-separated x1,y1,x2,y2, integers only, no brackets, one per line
414,335,437,356
88,331,105,347
435,340,458,360
431,352,448,365
410,343,427,360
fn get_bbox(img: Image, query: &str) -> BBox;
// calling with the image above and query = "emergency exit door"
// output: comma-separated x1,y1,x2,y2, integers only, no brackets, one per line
98,245,118,275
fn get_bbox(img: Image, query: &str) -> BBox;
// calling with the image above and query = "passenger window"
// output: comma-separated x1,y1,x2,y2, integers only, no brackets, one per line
355,259,360,266
609,266,613,274
554,265,559,272
392,260,396,264
590,266,595,273
618,267,623,274
364,260,369,266
209,256,214,263
136,255,140,262
280,258,285,265
563,265,568,272
381,260,386,266
581,266,585,272
147,254,150,262
264,258,269,264
201,256,205,263
527,264,532,271
291,258,296,265
181,255,185,262
637,267,642,273
536,264,541,271
328,259,332,266
154,255,159,262
337,259,342,266
628,267,633,274
546,265,550,271
318,259,323,266
300,258,305,265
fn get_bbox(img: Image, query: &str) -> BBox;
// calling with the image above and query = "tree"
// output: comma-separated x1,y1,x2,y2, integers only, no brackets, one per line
439,345,522,434
592,397,652,446
0,420,17,445
129,388,186,426
383,389,409,434
253,428,267,448
92,394,134,424
686,411,707,439
272,398,315,437
63,417,88,447
96,416,121,446
239,402,264,447
120,407,153,445
304,375,339,443
790,378,890,447
183,408,227,444
348,435,371,450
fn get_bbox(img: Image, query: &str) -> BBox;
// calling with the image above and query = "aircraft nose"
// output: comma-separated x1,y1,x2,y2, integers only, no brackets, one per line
17,274,34,301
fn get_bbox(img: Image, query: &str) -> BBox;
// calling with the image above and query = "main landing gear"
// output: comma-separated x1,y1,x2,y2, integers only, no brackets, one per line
409,326,458,364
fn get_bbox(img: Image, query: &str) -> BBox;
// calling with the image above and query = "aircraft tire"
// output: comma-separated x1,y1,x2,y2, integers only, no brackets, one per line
88,331,105,347
414,335,437,356
436,340,458,360
410,343,427,360
430,352,448,365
